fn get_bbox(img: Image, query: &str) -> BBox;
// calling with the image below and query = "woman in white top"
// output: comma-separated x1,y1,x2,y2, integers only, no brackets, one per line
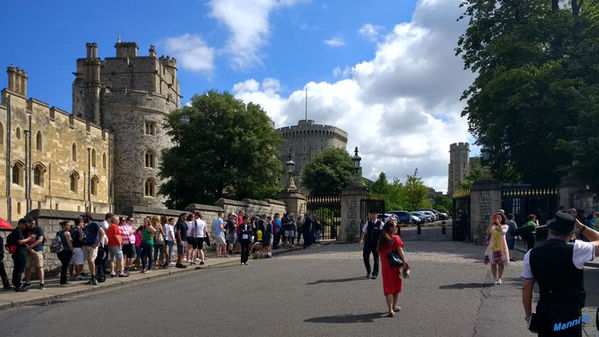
163,217,176,267
484,213,509,285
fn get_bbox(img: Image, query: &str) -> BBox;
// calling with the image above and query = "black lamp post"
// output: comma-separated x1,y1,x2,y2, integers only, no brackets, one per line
285,153,297,191
351,146,362,185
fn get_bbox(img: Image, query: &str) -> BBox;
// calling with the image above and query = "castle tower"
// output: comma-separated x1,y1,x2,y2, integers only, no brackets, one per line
73,40,181,213
448,142,470,197
276,119,348,194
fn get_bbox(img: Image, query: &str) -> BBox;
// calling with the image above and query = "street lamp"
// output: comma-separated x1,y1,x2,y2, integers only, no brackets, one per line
481,146,491,164
352,146,361,175
285,153,297,191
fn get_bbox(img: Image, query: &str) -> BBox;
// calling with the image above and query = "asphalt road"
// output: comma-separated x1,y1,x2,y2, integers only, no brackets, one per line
0,239,557,337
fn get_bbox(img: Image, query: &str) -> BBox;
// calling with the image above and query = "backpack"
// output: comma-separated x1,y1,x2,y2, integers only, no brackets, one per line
5,232,17,255
50,231,64,253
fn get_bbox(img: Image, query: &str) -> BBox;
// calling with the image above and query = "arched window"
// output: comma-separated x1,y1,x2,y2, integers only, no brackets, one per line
69,171,79,192
11,162,23,186
144,178,156,197
36,131,42,151
72,143,77,161
91,149,97,167
15,127,21,140
102,153,107,169
145,150,156,168
33,164,45,187
91,176,99,196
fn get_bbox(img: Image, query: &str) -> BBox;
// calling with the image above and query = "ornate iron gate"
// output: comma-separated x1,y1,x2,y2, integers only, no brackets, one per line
501,187,559,227
306,196,341,240
360,196,385,225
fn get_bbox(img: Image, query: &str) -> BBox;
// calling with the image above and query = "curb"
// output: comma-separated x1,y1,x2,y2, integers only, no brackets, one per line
0,239,335,311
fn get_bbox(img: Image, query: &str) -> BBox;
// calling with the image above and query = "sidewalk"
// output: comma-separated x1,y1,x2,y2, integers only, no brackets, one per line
0,240,334,311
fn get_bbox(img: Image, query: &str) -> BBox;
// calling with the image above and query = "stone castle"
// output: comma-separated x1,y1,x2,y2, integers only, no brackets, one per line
0,40,180,220
277,119,348,193
447,142,481,197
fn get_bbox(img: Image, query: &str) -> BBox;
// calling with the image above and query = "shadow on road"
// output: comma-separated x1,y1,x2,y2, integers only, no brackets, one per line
306,276,365,285
305,312,386,323
439,282,494,289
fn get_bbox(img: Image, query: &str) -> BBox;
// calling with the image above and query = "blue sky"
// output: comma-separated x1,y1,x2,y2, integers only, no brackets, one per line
0,0,477,192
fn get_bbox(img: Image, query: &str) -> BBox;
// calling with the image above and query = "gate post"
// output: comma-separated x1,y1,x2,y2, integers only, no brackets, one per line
470,168,502,243
338,184,368,243
279,189,306,219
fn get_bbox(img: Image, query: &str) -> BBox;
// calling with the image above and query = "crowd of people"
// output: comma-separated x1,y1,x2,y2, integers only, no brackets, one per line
0,210,326,292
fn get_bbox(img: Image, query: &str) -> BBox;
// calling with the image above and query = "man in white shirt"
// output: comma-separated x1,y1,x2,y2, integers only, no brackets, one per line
521,212,599,336
359,210,383,279
193,213,207,265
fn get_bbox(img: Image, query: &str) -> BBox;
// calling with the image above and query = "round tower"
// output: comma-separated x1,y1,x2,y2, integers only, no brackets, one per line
277,119,348,193
73,40,181,213
448,142,470,197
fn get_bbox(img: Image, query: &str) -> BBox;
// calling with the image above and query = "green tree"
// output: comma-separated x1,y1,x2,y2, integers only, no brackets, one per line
371,172,407,211
433,195,452,214
457,0,599,187
159,90,283,209
404,169,430,210
456,167,482,191
301,148,353,196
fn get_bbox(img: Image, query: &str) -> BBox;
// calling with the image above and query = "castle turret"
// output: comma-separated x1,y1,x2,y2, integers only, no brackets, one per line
6,66,28,97
448,142,470,197
72,40,181,213
276,119,348,193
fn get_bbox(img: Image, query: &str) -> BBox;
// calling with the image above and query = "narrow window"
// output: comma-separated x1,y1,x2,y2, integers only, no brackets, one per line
12,162,23,186
15,127,20,140
91,176,99,195
70,171,79,192
91,149,97,167
0,122,3,146
145,150,156,168
144,121,156,136
102,153,107,169
36,131,42,151
144,178,156,197
72,143,77,161
33,164,44,187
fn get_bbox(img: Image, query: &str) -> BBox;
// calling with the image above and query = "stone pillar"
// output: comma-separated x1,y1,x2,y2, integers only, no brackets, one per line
559,176,597,211
338,184,368,243
469,168,502,243
278,190,306,218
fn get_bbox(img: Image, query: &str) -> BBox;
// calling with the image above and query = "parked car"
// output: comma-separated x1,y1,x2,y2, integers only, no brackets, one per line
410,211,427,224
387,211,414,224
437,212,448,220
377,213,398,224
420,211,436,222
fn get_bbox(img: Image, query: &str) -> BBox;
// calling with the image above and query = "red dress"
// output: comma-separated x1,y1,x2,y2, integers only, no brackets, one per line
379,235,404,295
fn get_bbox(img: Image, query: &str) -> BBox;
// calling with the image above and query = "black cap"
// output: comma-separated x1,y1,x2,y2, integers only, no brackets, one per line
369,209,378,214
80,212,93,220
549,212,576,235
17,218,28,225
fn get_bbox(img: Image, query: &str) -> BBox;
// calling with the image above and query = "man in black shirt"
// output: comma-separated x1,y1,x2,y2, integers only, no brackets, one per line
175,213,188,269
359,210,383,279
11,218,33,292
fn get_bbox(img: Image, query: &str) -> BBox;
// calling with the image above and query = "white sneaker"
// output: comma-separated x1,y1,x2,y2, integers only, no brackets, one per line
493,279,498,285
497,278,502,285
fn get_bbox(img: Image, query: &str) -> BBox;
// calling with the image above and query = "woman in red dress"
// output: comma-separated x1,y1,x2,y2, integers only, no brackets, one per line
378,220,408,317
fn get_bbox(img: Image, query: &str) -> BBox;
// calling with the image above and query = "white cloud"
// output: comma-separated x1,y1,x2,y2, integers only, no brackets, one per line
324,37,345,47
332,66,352,78
164,34,215,73
232,0,476,193
209,0,304,69
358,23,385,42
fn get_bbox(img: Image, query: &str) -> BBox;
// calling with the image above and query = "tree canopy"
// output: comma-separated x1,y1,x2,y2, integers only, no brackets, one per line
457,0,599,188
301,148,353,196
371,170,433,211
159,90,283,209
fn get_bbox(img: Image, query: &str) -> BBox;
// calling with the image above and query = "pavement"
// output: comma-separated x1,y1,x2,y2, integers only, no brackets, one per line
0,240,332,311
0,237,541,337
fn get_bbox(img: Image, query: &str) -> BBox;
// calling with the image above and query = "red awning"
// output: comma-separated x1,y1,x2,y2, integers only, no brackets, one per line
0,217,13,230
